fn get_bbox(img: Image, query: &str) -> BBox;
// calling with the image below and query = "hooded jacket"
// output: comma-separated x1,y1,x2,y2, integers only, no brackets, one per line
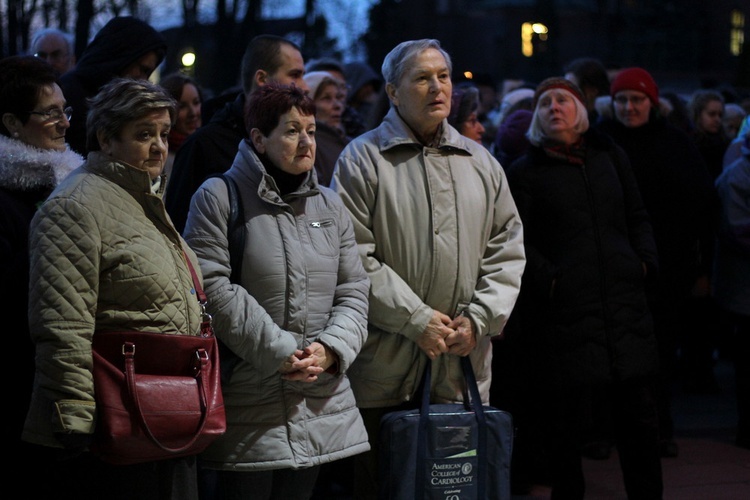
331,107,526,408
22,152,203,448
60,17,167,154
183,140,370,470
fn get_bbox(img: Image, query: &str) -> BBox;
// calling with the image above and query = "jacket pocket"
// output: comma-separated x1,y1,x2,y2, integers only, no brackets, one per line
306,218,339,258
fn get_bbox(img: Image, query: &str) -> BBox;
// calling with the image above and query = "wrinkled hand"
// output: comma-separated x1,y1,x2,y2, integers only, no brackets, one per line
416,310,454,360
278,342,335,382
446,312,477,357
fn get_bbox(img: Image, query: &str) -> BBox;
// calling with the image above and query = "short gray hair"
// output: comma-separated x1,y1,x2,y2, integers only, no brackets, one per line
526,89,590,146
86,78,176,152
381,39,452,86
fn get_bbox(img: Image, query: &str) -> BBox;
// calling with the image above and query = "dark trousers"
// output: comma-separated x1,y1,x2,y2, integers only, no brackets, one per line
215,466,320,500
27,445,199,500
543,378,663,500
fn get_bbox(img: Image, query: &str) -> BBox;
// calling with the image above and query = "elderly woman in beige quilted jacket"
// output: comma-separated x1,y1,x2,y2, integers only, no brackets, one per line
22,78,204,500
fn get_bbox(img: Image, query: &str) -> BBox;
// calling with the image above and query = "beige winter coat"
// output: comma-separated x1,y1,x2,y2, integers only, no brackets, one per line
332,107,526,408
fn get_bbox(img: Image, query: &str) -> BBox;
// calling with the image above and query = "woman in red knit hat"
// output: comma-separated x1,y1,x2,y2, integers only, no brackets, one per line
597,67,718,458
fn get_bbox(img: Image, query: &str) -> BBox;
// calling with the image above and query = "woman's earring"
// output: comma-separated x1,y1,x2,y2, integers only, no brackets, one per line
12,132,19,138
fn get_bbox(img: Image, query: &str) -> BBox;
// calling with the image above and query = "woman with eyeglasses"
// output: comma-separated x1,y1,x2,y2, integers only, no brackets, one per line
597,68,717,459
0,55,82,479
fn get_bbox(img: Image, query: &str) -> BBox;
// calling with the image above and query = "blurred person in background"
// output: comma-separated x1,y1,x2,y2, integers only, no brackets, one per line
564,57,611,124
59,16,167,155
689,89,730,180
597,67,717,458
712,131,750,450
29,27,76,75
303,71,351,186
159,72,203,192
723,103,747,140
448,83,485,144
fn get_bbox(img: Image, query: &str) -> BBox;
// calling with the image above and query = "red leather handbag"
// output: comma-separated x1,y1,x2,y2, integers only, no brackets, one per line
91,254,226,465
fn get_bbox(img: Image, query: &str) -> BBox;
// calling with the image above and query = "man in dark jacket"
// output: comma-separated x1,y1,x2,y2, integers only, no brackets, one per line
59,16,167,155
165,35,308,232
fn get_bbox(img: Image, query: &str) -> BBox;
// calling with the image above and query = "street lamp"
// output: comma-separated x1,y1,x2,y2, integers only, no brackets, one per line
521,22,548,57
181,49,196,75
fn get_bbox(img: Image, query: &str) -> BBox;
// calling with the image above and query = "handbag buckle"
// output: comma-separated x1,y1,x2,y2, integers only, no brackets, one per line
122,342,135,357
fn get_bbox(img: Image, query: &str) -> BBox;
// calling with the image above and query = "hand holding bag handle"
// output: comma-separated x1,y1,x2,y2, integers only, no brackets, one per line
415,357,489,499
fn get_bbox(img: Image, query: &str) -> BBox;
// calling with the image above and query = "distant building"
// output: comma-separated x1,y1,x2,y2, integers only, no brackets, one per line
363,0,750,93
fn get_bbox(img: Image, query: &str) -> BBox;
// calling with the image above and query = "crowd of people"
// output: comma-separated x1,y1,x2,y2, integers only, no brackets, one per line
2,14,749,500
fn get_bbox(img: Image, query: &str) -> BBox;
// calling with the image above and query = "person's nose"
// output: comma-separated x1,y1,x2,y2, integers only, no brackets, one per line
478,121,486,134
299,130,313,147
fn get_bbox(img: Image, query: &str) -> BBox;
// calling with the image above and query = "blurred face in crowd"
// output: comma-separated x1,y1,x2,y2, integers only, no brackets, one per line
121,51,160,80
99,108,171,180
174,82,202,136
387,48,452,143
33,33,74,75
460,111,485,144
537,89,580,145
696,99,724,135
266,44,308,93
613,90,652,128
251,107,316,175
314,81,346,130
4,83,71,152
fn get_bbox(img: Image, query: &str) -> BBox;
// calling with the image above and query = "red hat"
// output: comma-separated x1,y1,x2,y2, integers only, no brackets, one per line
610,67,659,104
532,77,586,109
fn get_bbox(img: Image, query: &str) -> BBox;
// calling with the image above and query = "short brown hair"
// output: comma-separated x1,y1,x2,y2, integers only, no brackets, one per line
244,83,315,137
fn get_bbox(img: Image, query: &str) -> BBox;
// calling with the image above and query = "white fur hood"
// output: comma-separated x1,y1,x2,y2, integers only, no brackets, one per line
0,135,83,191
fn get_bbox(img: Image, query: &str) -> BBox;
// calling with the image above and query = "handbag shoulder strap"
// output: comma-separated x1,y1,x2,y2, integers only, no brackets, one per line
182,251,213,338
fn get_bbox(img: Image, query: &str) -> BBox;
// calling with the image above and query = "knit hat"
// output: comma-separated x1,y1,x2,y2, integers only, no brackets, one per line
610,67,659,105
303,71,342,100
494,109,533,165
532,77,586,109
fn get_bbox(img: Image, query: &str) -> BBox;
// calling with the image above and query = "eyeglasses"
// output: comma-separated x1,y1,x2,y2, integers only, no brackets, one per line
27,106,73,123
614,95,648,106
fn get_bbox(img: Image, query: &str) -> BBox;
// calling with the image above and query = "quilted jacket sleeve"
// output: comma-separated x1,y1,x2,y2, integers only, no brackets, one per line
28,196,100,437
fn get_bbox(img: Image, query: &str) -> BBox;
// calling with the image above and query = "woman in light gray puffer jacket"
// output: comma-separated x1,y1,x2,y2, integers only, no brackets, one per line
183,83,369,499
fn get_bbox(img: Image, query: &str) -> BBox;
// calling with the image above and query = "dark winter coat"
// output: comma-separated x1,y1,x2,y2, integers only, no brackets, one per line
597,115,717,296
59,17,167,155
507,128,659,387
165,93,246,233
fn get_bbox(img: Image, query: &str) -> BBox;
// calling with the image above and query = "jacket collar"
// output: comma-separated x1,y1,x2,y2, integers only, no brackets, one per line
84,151,165,196
233,139,318,205
377,107,474,155
0,135,83,191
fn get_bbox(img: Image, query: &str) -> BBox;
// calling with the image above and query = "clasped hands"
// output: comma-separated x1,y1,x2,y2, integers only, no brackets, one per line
278,342,338,383
417,309,476,360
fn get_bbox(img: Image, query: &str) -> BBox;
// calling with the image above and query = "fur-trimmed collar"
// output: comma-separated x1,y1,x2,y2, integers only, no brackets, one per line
0,135,83,191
